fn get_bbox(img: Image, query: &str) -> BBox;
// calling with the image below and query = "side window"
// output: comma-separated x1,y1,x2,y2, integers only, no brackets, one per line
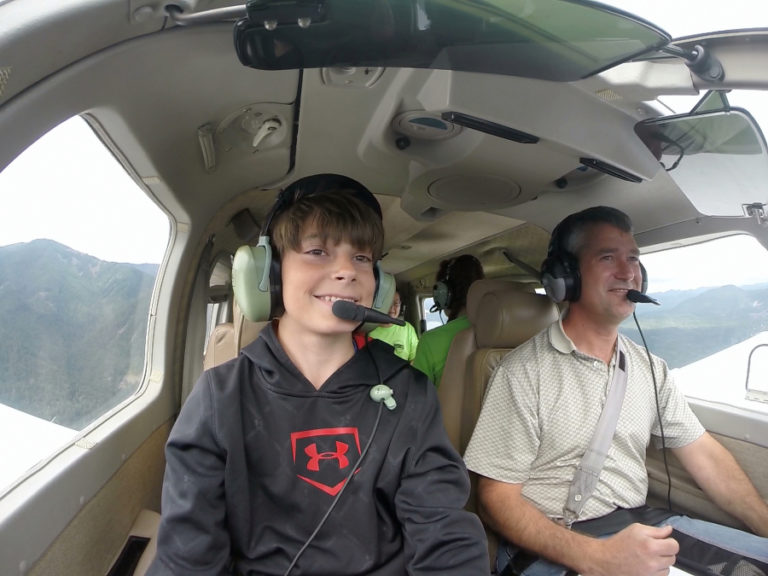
0,116,169,493
420,296,444,331
621,235,768,409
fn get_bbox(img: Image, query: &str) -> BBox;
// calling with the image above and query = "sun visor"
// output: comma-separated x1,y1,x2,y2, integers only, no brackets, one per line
234,0,670,82
636,107,768,216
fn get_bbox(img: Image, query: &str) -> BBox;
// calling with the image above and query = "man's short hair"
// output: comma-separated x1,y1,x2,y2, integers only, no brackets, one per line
560,206,634,259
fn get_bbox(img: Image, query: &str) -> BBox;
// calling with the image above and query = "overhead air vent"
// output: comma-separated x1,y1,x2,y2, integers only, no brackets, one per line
392,112,461,140
216,105,287,153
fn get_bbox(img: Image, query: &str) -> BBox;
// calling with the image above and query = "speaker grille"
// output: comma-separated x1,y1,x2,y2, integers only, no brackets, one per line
0,67,11,98
427,175,521,210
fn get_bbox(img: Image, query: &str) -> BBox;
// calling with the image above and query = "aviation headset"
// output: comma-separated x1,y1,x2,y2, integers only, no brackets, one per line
232,174,395,321
540,207,648,303
432,257,456,312
541,209,678,528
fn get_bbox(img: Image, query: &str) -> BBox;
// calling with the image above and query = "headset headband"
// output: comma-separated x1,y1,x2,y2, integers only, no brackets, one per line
261,174,382,238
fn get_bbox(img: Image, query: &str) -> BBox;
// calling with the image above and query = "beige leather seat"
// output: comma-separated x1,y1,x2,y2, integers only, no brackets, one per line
203,300,268,369
438,280,533,451
460,288,558,457
438,280,558,568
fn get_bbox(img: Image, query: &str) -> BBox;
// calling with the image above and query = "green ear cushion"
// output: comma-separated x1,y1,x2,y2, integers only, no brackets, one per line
372,263,395,313
360,265,396,334
432,280,451,311
233,241,396,327
232,239,272,322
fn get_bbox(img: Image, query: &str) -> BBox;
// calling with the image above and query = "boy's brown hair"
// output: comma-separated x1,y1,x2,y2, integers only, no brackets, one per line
271,188,384,261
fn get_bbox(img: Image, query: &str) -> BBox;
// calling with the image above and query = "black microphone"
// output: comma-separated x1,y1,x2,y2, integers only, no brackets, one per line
627,289,660,305
332,300,406,326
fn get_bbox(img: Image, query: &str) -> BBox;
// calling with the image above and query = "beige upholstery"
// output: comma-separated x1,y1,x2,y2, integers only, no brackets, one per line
461,288,559,456
203,322,238,370
438,280,530,451
437,280,557,569
437,280,538,453
129,509,162,576
203,300,269,369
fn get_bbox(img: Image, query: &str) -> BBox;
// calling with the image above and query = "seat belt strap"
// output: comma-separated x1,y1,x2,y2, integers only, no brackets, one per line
563,338,628,527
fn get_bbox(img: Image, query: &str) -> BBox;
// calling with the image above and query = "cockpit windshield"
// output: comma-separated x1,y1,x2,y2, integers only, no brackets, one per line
600,0,768,38
234,0,670,80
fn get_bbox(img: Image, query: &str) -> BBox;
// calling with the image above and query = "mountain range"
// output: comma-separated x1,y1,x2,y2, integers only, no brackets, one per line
622,284,768,369
0,240,157,429
2,239,768,428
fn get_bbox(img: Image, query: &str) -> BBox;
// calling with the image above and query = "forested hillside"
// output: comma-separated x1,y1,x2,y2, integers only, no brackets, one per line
621,284,768,369
3,239,768,428
0,240,157,429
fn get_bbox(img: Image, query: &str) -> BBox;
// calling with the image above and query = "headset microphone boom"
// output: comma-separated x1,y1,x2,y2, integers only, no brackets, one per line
626,289,660,305
331,300,406,326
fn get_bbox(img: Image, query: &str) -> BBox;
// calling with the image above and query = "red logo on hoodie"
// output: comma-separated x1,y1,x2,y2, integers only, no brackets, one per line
291,428,361,496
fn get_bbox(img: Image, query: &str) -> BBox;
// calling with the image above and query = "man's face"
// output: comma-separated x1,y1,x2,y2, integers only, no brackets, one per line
279,223,376,336
572,222,642,326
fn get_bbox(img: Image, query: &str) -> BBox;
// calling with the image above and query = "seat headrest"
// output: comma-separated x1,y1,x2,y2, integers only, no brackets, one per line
233,296,268,350
475,289,558,348
466,279,535,324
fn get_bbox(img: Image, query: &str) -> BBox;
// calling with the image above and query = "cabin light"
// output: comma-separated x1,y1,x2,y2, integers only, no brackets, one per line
297,16,312,28
132,6,155,22
264,19,277,30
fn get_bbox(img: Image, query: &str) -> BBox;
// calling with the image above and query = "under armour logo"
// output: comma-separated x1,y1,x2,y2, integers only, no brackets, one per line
291,427,362,496
304,441,349,471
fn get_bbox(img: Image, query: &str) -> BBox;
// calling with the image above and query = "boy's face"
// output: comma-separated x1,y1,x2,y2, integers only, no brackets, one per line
388,292,401,318
280,223,376,335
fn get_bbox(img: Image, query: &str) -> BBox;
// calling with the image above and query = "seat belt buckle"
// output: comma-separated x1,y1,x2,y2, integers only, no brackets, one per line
560,506,579,530
553,519,574,530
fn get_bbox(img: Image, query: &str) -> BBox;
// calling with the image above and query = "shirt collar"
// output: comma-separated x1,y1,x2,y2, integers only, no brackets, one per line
548,308,576,354
548,309,621,367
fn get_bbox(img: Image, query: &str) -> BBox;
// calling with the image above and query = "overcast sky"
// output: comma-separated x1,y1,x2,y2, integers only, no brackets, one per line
604,0,768,37
0,117,170,264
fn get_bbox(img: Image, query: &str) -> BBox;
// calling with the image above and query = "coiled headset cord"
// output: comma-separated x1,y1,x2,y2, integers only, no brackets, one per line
633,311,673,511
283,344,387,576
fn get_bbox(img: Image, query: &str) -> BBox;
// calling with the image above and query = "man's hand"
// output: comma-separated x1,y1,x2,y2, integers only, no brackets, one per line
477,477,680,576
584,523,678,576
